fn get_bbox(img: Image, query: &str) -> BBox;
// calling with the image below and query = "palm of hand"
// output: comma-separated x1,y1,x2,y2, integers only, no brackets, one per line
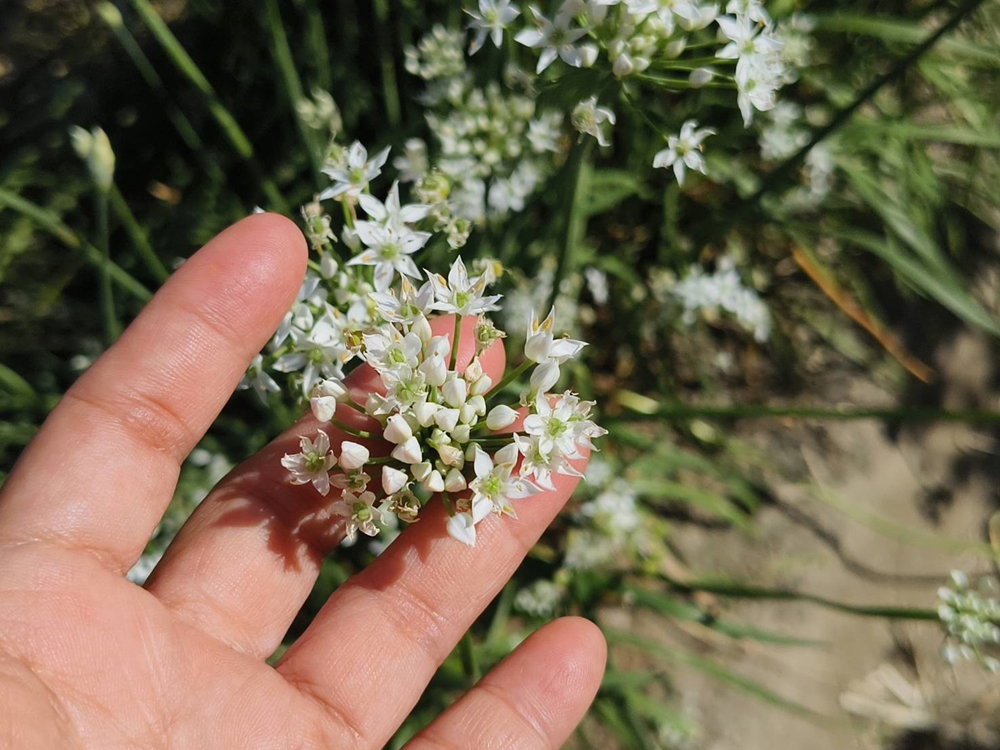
0,216,604,749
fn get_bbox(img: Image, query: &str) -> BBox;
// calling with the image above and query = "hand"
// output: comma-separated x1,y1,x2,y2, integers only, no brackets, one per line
0,215,606,748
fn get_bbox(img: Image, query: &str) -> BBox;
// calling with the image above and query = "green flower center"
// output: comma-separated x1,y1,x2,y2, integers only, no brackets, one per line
482,474,502,497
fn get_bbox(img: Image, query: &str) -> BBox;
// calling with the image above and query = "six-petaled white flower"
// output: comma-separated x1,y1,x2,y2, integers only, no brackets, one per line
320,141,391,201
467,0,521,54
514,6,589,73
281,430,338,496
653,119,716,186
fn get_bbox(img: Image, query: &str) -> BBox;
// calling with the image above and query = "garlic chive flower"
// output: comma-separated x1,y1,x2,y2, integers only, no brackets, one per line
428,257,502,317
264,142,603,547
653,119,715,186
467,0,521,55
515,6,588,74
320,141,391,201
571,97,616,148
281,431,337,496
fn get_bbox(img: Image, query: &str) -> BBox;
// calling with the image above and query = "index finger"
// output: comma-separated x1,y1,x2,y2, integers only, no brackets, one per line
0,214,307,573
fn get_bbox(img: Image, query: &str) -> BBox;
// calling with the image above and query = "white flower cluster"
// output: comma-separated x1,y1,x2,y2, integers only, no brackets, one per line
758,101,835,207
459,1,807,186
400,22,567,228
279,264,604,546
240,135,465,399
565,474,646,569
404,24,468,82
249,125,606,548
937,570,1000,672
514,579,566,617
671,256,771,342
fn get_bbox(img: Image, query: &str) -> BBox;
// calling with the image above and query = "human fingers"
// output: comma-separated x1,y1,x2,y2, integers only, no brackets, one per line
405,617,606,750
0,214,306,573
275,445,588,749
144,314,504,659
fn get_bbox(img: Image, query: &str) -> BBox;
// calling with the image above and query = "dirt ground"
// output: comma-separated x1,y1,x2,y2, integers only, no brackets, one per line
602,330,1000,749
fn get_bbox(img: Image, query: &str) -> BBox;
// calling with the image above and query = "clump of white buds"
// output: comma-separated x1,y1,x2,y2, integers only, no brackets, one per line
280,255,606,547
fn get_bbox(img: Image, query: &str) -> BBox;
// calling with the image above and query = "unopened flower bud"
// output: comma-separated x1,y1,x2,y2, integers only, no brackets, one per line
412,314,433,344
339,441,370,470
320,253,339,278
96,2,123,28
384,414,413,444
442,376,468,407
434,408,460,433
310,379,347,422
468,394,486,416
487,404,519,431
444,468,468,493
465,357,484,384
470,374,492,396
365,392,386,415
665,38,687,58
414,401,441,427
459,402,478,425
530,361,560,394
314,377,349,401
422,470,445,493
451,424,471,444
689,67,715,88
613,54,634,78
419,354,447,386
437,443,465,468
391,436,423,464
341,226,362,252
411,461,433,482
428,336,451,359
382,466,409,495
69,125,115,192
579,43,599,68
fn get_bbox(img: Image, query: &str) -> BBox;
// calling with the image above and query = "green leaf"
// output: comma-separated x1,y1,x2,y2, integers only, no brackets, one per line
631,478,753,530
816,15,1000,66
0,364,36,400
834,226,1000,337
606,629,832,722
625,586,826,647
580,169,647,217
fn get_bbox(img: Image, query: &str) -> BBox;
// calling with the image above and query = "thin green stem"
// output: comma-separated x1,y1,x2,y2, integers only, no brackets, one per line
341,199,355,230
621,85,670,139
372,0,402,128
449,315,462,370
110,186,169,282
635,73,735,90
487,359,533,401
655,573,939,621
99,4,202,152
611,396,1000,424
128,0,288,211
95,189,120,344
302,0,331,90
330,417,373,440
547,139,592,313
0,189,151,301
458,631,481,686
340,398,369,416
264,0,322,185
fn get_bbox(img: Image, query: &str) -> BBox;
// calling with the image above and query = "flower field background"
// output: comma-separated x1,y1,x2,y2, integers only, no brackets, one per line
2,0,1000,747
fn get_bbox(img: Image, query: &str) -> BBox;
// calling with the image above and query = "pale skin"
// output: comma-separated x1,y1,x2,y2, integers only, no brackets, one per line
0,214,606,748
